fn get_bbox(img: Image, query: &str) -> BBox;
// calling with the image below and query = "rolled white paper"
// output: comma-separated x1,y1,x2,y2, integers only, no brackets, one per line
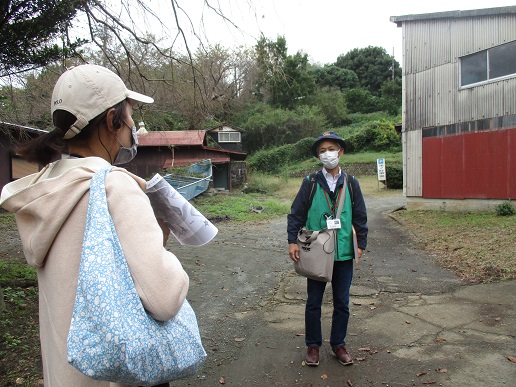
146,174,218,246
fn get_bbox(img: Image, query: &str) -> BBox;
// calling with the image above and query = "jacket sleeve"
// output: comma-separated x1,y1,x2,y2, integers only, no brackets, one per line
350,177,368,250
105,171,189,321
287,177,312,244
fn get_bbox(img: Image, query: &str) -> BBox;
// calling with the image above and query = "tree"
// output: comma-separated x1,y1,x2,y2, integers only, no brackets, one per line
309,65,359,91
335,46,401,95
380,79,402,116
305,87,350,127
344,88,382,114
254,36,315,110
0,0,85,76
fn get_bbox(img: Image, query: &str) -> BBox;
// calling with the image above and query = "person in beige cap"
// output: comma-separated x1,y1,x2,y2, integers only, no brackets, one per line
0,64,189,387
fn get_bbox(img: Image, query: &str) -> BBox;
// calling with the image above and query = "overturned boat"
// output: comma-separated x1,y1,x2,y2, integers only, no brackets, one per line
163,159,212,200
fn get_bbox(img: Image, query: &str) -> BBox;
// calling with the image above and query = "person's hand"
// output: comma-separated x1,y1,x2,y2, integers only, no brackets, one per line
157,218,170,246
357,248,363,263
288,243,300,262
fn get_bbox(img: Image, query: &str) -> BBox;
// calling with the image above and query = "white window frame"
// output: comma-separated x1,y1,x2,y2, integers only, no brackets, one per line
459,40,516,89
218,131,241,143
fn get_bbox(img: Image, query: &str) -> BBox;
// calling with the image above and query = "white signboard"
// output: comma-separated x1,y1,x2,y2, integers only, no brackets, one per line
377,158,386,181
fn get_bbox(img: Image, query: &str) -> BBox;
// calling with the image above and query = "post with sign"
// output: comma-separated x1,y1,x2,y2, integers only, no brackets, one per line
377,158,387,190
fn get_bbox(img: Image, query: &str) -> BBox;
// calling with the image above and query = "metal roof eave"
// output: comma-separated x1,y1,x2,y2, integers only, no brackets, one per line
390,6,516,27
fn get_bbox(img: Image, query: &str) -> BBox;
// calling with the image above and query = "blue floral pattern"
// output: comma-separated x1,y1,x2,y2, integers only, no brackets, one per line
67,167,206,385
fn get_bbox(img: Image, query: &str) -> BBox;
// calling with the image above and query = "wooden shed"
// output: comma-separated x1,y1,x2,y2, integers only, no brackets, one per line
125,130,247,191
391,6,516,211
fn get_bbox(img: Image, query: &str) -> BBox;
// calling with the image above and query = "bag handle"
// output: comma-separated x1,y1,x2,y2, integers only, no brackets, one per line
299,229,321,243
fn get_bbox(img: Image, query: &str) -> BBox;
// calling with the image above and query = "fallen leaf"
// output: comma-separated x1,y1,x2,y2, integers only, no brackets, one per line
422,381,437,385
219,376,226,384
352,301,362,306
347,379,354,386
437,368,448,373
370,306,378,310
494,317,502,321
295,333,305,336
416,371,428,377
435,338,446,343
405,320,411,324
321,374,328,380
508,355,516,363
234,337,245,342
358,347,371,351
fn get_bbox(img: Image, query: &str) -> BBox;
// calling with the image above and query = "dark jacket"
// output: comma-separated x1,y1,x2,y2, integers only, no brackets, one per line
287,170,368,250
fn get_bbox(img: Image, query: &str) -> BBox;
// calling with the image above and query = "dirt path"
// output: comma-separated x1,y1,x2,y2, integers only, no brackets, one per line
2,192,514,386
168,194,515,387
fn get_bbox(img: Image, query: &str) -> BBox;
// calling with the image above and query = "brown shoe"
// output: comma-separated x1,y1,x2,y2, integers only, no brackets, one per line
331,346,353,365
304,346,320,366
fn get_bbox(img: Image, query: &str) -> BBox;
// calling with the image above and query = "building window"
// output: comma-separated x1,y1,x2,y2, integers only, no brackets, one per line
460,40,516,87
218,131,241,143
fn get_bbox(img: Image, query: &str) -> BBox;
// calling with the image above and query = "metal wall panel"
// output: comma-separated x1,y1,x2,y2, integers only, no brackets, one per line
509,128,516,198
434,64,455,126
405,129,422,197
404,73,416,130
503,78,516,115
440,135,465,199
499,14,516,43
474,16,498,51
457,87,473,122
422,129,515,199
478,82,503,119
421,137,442,197
429,19,452,67
414,21,431,73
463,130,510,199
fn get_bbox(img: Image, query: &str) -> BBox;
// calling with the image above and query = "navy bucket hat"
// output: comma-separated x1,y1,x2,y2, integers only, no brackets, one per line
311,131,346,157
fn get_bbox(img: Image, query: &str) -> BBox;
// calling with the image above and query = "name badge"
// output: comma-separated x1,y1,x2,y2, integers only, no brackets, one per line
326,219,341,229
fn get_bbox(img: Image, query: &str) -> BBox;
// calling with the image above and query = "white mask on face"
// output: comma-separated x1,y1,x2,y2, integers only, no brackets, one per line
113,125,138,165
319,150,340,169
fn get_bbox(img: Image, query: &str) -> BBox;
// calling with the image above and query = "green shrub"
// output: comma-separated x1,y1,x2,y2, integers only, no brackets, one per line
346,120,401,153
345,88,382,114
241,104,327,153
384,163,403,189
247,137,318,174
495,201,515,216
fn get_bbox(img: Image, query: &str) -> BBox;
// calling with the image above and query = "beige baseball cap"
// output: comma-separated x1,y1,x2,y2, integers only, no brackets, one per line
51,64,154,139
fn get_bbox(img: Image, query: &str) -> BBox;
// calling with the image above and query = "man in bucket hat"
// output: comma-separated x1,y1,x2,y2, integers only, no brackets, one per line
287,131,368,366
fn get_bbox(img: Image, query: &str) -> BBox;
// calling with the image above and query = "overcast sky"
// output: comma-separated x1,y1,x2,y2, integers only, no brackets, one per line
166,0,516,65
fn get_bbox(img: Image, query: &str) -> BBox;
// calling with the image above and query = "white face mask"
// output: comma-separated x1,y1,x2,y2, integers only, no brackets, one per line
113,125,138,165
319,150,340,169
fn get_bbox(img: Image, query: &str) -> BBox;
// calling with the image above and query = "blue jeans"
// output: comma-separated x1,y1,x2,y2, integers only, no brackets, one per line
305,259,353,348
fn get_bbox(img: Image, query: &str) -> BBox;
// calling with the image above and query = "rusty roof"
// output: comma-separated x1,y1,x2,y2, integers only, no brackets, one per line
137,130,206,147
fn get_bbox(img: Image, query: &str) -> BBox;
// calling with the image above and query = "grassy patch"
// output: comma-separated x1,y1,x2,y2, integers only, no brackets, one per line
0,286,41,387
0,212,16,231
193,192,291,222
0,263,37,282
391,210,516,283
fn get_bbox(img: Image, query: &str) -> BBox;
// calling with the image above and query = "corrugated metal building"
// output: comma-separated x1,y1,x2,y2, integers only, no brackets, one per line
391,6,516,211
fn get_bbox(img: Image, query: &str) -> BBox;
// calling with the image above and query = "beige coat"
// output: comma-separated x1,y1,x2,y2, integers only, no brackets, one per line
0,157,189,387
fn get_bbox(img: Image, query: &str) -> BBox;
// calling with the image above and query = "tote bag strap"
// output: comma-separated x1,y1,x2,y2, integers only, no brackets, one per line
335,174,348,219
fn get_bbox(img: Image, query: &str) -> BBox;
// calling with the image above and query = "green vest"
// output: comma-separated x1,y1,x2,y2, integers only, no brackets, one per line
306,183,354,261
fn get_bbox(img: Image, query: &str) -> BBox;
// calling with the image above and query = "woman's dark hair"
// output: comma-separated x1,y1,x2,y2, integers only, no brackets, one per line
14,99,129,165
